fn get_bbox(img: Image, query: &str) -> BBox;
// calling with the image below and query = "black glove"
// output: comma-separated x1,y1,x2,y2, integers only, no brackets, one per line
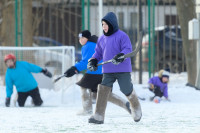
112,53,125,65
5,97,10,107
42,68,52,78
87,58,98,71
64,66,78,77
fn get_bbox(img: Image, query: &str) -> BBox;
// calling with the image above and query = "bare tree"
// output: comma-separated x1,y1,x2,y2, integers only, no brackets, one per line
176,0,197,86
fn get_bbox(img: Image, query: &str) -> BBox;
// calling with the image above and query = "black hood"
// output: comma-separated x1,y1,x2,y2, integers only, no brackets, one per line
102,12,119,36
88,35,98,43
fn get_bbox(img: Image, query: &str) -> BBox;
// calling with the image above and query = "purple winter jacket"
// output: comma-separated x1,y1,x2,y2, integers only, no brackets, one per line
148,76,168,98
92,12,132,73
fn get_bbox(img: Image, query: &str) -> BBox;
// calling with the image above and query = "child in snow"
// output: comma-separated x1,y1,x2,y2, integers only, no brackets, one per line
4,53,52,107
148,69,170,102
87,12,142,124
64,30,131,115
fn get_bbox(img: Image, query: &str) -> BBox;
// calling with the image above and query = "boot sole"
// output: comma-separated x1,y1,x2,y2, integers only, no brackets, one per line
134,114,142,122
88,118,104,124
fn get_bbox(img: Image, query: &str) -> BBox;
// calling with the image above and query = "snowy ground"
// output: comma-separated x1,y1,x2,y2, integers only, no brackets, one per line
0,72,200,133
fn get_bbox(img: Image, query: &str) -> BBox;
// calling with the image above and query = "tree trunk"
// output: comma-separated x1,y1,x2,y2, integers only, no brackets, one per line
1,0,15,46
176,0,197,85
0,0,32,46
23,0,32,46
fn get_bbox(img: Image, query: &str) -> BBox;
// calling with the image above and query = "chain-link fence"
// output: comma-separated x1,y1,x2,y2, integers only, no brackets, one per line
0,0,185,73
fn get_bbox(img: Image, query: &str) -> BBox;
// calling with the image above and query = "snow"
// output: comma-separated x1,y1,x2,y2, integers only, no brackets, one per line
0,72,200,133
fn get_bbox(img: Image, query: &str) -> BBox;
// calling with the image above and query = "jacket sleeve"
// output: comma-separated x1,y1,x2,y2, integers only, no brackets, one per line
75,43,95,72
163,85,169,98
22,61,43,73
5,72,13,98
120,34,132,55
148,77,154,84
92,38,103,61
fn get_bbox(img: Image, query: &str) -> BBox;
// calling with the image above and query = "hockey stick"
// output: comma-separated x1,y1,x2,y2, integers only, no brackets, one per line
54,74,66,83
138,96,145,101
55,32,143,83
97,31,143,66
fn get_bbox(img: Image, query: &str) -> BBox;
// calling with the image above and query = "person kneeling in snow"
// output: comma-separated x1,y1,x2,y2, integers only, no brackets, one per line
148,69,170,102
4,53,52,107
64,30,131,115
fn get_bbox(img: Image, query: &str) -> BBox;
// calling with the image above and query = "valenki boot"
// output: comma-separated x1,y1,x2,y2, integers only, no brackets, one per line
88,84,111,124
77,87,93,115
127,89,142,122
108,93,131,114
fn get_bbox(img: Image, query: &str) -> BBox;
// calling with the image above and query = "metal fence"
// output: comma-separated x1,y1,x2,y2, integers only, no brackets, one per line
0,0,184,75
31,0,185,74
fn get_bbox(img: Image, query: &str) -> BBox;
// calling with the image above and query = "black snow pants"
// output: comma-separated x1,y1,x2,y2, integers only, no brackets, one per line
17,87,43,107
149,86,163,98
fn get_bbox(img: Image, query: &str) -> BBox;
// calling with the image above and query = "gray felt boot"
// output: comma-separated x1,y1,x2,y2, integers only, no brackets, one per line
127,89,142,122
88,84,111,124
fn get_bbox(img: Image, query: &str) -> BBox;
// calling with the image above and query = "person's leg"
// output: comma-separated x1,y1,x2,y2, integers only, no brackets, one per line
154,86,163,97
91,92,97,104
117,72,142,122
29,87,43,106
88,73,115,124
88,84,111,124
108,93,131,114
17,92,29,107
13,93,18,107
77,87,93,115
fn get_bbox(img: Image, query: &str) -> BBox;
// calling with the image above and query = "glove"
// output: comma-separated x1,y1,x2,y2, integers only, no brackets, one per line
149,84,154,89
165,98,171,102
87,58,98,71
42,68,52,78
5,97,10,107
64,66,78,77
111,53,125,65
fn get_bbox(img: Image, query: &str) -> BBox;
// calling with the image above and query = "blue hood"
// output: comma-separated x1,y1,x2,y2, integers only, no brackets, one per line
102,12,119,33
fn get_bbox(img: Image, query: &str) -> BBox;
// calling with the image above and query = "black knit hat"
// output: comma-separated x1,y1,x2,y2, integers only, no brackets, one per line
79,30,91,39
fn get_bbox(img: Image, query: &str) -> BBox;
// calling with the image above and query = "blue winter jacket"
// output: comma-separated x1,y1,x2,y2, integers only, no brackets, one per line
5,61,42,98
75,41,102,74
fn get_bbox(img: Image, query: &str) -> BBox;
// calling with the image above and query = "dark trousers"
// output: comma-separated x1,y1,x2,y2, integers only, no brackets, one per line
101,73,133,96
149,86,163,98
17,87,43,107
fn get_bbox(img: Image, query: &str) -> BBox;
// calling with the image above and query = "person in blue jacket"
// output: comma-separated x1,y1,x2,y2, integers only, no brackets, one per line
4,53,52,107
64,30,131,115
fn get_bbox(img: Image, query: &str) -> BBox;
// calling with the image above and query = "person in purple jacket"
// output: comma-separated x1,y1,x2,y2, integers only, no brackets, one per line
148,69,170,101
64,30,131,115
87,12,142,124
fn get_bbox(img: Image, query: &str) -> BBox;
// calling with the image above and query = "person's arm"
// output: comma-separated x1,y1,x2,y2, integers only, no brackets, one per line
163,85,170,101
148,77,156,91
5,72,13,107
148,83,154,89
22,61,42,73
75,43,95,72
5,72,13,98
92,37,103,61
22,61,52,78
120,34,132,55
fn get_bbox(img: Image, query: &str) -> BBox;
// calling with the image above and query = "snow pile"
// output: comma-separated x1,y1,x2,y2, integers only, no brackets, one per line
0,72,200,133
